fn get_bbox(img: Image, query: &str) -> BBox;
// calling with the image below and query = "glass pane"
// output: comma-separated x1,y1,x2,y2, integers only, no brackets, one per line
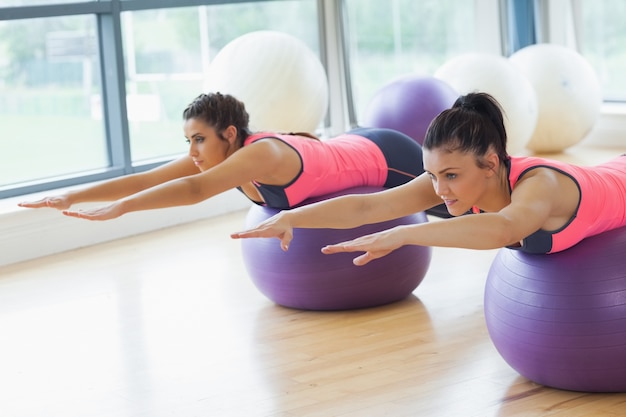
0,15,106,188
121,0,319,163
344,0,478,123
577,0,626,101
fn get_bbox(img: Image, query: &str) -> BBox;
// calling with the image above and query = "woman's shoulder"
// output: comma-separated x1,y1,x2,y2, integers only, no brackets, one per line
509,155,576,175
508,156,571,189
244,132,280,145
245,132,321,145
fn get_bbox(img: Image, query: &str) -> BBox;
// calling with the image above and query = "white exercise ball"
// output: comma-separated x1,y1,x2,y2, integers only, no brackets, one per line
435,53,538,155
509,43,602,153
205,30,329,133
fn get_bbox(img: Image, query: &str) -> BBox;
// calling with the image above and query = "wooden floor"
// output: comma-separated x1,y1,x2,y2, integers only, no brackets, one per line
2,146,626,417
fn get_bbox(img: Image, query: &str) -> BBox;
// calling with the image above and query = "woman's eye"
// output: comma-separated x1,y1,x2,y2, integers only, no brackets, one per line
446,173,457,180
185,137,205,144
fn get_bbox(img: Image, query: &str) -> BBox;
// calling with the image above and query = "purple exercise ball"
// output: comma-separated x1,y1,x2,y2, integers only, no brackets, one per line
240,187,432,311
484,226,626,392
362,75,458,144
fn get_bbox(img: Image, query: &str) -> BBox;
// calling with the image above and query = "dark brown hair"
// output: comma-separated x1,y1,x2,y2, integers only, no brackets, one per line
183,92,320,144
423,92,509,168
183,92,252,147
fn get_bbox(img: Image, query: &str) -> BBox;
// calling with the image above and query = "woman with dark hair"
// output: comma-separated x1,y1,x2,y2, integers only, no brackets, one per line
19,92,441,219
232,92,626,261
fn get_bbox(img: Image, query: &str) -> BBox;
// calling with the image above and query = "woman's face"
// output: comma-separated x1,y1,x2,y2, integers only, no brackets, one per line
183,118,232,172
423,148,493,216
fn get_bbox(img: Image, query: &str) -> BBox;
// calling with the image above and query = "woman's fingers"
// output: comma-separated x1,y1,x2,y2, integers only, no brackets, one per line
62,210,105,220
279,232,293,251
61,204,121,221
18,196,69,210
322,232,398,265
321,237,372,254
62,209,97,220
17,200,47,208
231,226,294,251
230,228,274,239
353,252,376,266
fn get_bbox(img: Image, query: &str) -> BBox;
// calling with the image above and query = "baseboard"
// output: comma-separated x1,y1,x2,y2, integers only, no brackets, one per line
0,189,251,268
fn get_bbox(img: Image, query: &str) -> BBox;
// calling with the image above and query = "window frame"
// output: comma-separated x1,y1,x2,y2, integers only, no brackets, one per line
0,0,334,198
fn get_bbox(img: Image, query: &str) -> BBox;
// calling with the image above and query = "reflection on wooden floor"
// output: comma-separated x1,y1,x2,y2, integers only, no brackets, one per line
2,145,626,417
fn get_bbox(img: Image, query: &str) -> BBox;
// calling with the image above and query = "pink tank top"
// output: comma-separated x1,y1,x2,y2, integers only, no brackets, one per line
242,132,388,208
507,155,626,253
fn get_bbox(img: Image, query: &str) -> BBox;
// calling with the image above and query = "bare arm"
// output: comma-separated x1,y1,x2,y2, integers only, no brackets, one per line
322,213,515,266
323,171,559,265
291,173,441,228
62,140,287,220
18,156,198,210
230,173,442,249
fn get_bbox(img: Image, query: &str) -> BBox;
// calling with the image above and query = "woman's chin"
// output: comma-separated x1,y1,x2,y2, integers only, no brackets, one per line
446,204,471,217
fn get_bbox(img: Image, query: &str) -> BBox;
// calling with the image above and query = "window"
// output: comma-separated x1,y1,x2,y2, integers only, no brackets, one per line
574,0,626,101
0,15,106,189
343,0,501,124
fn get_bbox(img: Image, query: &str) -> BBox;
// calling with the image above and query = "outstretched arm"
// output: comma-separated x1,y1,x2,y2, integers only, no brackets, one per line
18,156,198,211
322,171,560,264
231,173,443,249
321,213,516,265
61,140,287,221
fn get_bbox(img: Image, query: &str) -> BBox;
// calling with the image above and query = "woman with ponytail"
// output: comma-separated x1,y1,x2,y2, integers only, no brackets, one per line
233,92,626,260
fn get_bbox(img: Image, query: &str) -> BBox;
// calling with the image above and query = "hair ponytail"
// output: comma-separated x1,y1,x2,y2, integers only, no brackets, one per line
424,92,509,166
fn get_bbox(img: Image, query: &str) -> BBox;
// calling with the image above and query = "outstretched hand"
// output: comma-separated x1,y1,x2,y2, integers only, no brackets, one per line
62,203,123,221
18,195,71,211
321,227,404,266
230,213,293,251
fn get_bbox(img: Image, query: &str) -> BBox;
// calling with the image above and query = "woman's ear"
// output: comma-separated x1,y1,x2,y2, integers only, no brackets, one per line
223,125,239,146
484,151,500,176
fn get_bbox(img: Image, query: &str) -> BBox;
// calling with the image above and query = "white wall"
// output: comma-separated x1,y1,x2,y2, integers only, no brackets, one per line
0,188,250,268
582,104,626,149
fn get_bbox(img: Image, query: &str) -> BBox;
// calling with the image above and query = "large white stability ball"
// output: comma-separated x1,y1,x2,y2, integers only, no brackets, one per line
205,30,329,133
435,53,538,156
509,43,602,153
